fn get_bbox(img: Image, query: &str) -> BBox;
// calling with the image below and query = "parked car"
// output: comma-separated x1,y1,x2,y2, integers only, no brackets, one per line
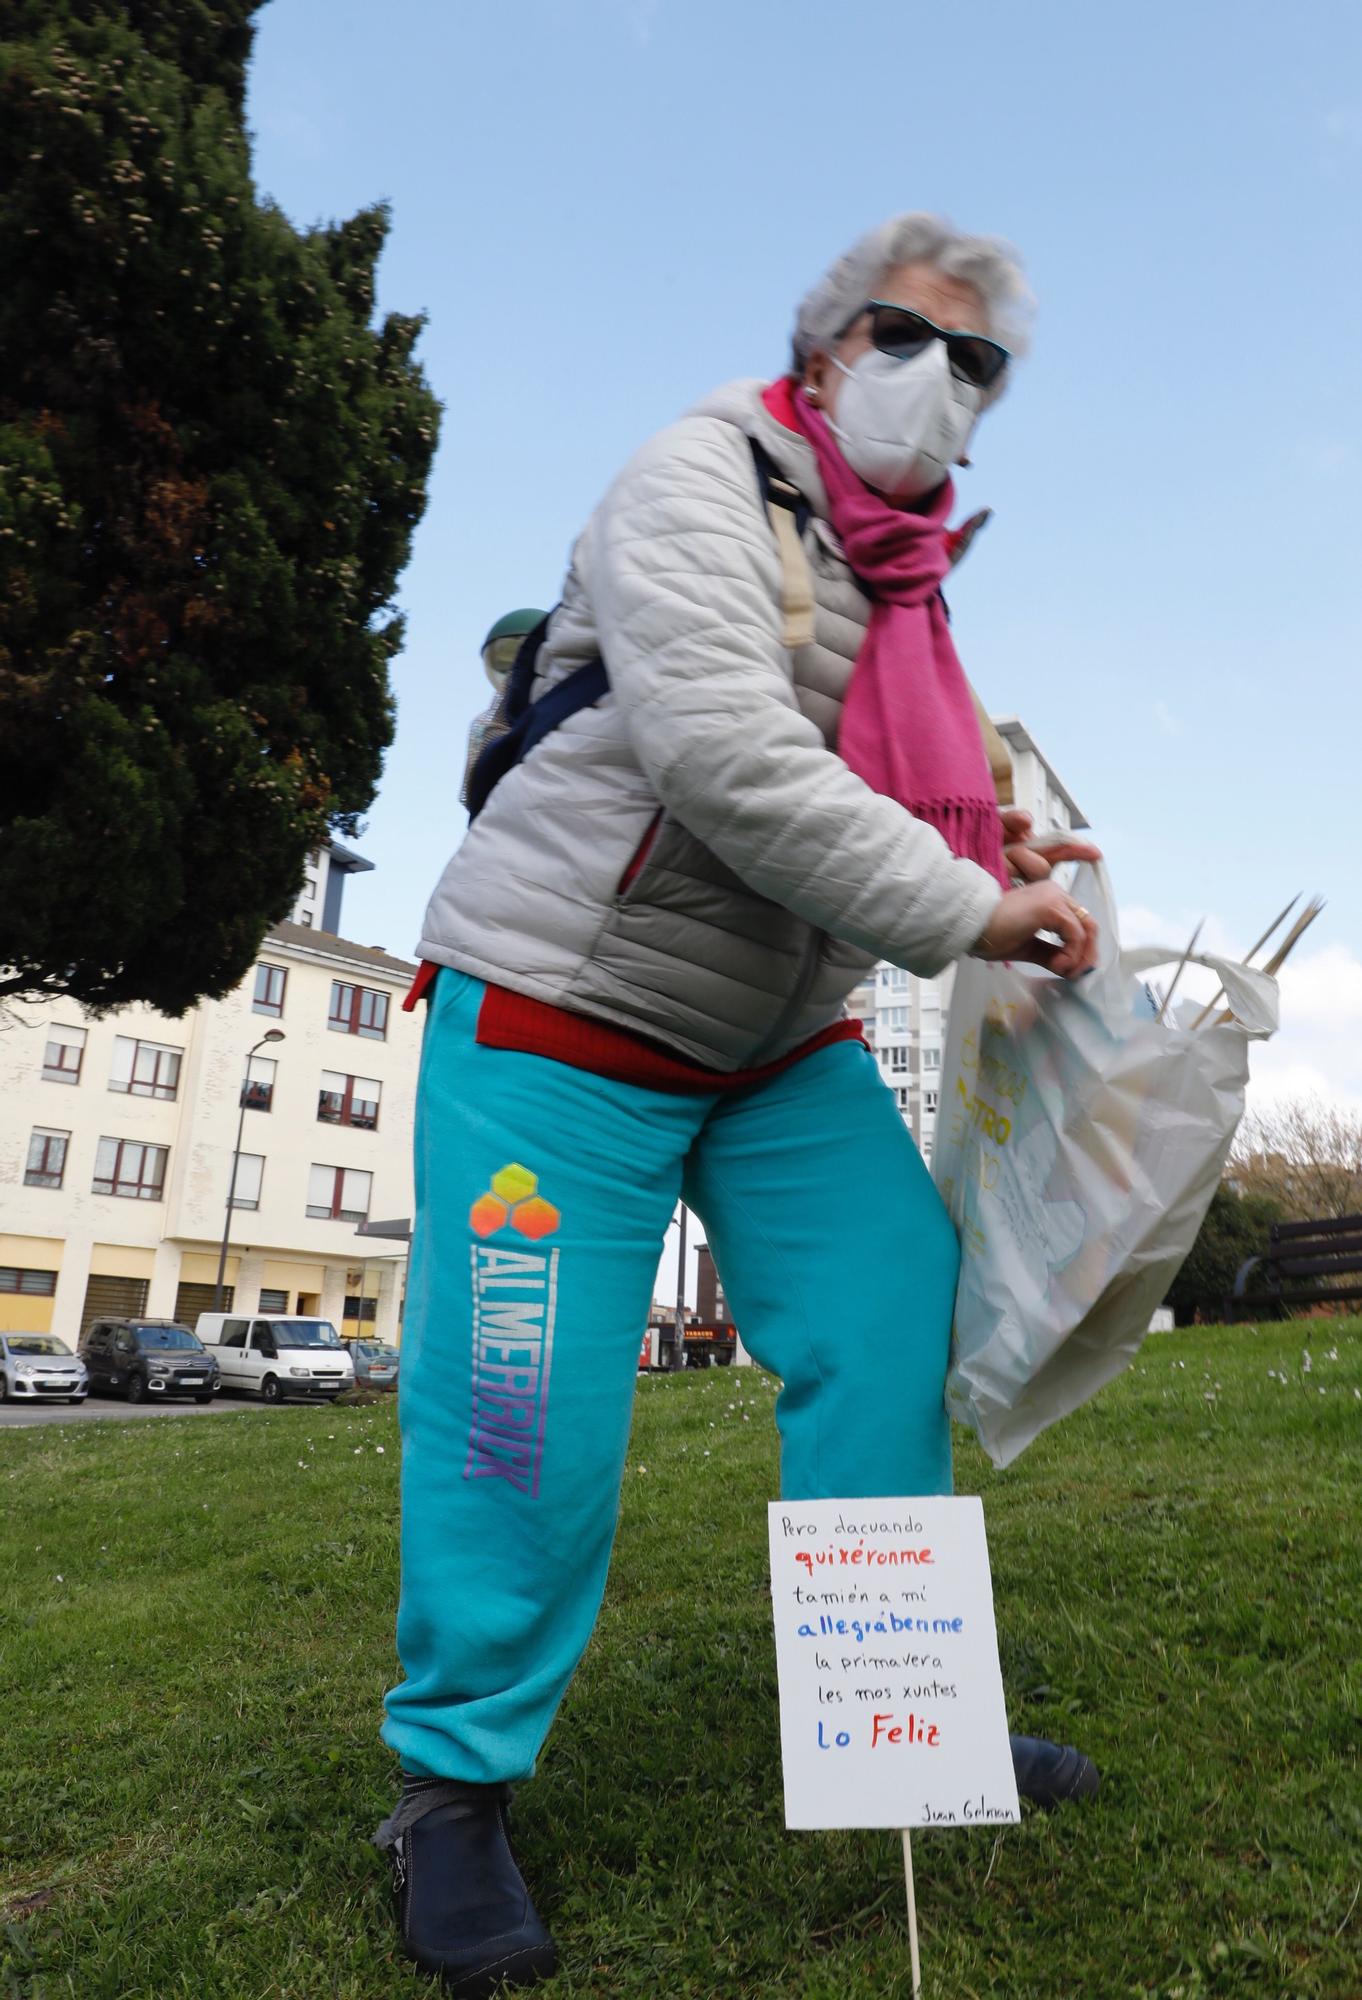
194,1314,354,1402
79,1319,221,1403
349,1340,399,1391
0,1332,88,1404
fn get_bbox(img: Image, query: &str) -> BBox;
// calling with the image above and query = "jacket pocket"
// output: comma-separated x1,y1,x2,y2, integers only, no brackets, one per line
615,809,666,902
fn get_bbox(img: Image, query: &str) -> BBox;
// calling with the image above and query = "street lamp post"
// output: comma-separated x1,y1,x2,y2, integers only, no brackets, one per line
213,1030,285,1311
670,1201,688,1372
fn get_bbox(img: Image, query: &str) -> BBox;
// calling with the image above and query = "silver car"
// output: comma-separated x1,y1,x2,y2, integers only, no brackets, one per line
1,1332,88,1403
350,1340,399,1391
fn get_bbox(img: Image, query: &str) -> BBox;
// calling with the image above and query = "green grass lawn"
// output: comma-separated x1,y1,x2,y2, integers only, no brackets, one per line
2,1322,1360,2000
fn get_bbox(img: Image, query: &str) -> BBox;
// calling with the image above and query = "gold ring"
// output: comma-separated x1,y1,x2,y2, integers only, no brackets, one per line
1074,905,1091,921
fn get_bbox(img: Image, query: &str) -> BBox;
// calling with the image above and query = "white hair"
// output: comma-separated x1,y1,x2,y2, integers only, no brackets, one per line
790,211,1033,391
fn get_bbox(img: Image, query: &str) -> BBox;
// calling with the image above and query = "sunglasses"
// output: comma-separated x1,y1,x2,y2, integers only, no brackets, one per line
843,300,1011,391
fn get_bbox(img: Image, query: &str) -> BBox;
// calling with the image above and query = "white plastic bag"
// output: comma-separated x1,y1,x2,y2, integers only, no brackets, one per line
931,862,1277,1468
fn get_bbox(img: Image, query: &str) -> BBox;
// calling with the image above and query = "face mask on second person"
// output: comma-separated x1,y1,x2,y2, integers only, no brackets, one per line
819,338,982,501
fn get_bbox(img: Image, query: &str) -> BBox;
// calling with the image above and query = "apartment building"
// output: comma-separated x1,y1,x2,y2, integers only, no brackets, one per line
692,1243,752,1366
847,963,948,1161
695,1243,729,1326
992,718,1086,839
0,854,418,1348
289,839,375,935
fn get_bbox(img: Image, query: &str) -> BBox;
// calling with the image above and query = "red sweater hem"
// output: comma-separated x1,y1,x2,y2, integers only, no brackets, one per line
404,962,865,1094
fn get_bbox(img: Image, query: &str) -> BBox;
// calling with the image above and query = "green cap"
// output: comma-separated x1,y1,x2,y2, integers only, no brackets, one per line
481,608,547,652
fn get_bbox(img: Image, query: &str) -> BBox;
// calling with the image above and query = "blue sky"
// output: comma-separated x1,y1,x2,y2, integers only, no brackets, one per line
244,0,1362,1111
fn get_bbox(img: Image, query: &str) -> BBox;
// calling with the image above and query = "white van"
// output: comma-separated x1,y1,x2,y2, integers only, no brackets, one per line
194,1313,354,1403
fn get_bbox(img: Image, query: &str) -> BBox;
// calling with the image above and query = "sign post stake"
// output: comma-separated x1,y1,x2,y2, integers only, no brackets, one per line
901,1829,922,1998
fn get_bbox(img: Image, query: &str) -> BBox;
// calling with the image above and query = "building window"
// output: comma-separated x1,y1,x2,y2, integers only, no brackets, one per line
894,1087,910,1112
328,981,389,1041
879,966,908,992
241,1054,276,1114
0,1266,58,1297
922,1047,941,1071
229,1153,265,1212
344,1294,378,1324
924,1090,939,1115
93,1138,168,1201
887,1046,909,1073
317,1071,381,1130
300,911,314,927
307,1163,372,1223
882,1007,908,1033
42,1024,86,1085
253,963,287,1018
24,1128,70,1190
109,1035,183,1101
259,1288,288,1313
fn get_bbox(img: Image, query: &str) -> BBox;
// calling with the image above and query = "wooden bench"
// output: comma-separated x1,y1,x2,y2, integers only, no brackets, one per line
1227,1213,1362,1318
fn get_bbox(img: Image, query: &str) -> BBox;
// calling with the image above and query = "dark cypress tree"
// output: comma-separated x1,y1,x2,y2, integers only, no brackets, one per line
0,0,440,1011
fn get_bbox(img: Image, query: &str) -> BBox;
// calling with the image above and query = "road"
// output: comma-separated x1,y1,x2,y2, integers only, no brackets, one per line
0,1393,267,1432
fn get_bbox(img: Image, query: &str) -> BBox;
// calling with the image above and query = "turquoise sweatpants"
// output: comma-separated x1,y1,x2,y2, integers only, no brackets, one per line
381,969,959,1783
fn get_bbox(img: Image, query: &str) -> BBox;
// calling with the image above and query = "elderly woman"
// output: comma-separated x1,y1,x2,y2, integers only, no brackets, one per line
379,212,1101,1994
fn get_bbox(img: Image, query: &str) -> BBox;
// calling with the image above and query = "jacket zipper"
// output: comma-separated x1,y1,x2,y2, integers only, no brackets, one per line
615,809,665,900
742,928,825,1067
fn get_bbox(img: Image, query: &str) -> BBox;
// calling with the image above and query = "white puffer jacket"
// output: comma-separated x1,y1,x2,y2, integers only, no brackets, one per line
416,379,1002,1071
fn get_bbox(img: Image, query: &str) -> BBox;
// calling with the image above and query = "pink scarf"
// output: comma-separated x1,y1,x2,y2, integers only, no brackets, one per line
780,383,1010,891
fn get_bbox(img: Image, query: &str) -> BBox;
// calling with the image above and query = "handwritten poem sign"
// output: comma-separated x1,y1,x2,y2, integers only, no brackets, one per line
768,1497,1020,1830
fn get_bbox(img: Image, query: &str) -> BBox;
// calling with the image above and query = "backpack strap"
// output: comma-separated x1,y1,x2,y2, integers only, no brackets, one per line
968,684,1015,808
466,441,821,822
500,613,554,726
466,610,607,822
749,439,817,651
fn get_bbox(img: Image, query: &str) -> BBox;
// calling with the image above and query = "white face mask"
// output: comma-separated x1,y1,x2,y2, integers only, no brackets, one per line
821,339,982,500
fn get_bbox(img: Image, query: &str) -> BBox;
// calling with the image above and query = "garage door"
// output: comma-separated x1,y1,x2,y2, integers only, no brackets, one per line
79,1273,150,1340
173,1281,233,1324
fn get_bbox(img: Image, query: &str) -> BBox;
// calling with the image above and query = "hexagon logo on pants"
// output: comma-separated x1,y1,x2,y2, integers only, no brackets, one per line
469,1163,561,1242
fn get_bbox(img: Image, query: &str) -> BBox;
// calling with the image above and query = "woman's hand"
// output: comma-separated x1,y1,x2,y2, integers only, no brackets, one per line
1000,808,1103,884
971,881,1099,978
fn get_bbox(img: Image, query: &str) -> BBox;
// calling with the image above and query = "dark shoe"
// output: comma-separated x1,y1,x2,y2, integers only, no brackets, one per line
1010,1732,1100,1808
376,1778,558,1995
